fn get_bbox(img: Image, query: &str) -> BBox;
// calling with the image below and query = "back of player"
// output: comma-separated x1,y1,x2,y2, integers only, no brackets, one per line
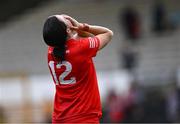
48,37,101,123
43,14,113,123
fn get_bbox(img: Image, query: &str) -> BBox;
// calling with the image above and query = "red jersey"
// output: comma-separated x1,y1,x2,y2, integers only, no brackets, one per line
47,36,102,123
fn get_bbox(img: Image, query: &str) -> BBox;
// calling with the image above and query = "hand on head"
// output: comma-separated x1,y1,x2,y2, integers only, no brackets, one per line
53,14,91,38
63,15,89,31
63,15,79,27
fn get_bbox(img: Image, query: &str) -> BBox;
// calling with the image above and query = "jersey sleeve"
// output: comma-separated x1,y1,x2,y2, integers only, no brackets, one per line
79,36,100,58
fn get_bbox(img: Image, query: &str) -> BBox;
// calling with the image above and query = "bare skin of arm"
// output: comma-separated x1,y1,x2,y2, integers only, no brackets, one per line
64,15,113,50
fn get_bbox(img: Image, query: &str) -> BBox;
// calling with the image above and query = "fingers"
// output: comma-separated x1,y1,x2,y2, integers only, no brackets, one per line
64,16,79,27
65,18,77,27
62,15,89,32
69,26,78,30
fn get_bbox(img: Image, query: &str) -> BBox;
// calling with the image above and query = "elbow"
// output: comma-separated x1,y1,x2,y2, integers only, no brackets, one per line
110,30,114,37
108,30,114,40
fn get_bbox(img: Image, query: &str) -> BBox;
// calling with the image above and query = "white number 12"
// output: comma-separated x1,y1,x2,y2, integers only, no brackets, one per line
49,61,76,85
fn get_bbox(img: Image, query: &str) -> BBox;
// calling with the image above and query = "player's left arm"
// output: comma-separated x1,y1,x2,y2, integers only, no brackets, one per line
77,30,94,37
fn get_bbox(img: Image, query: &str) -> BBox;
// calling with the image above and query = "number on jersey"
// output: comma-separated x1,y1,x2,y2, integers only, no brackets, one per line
49,61,76,85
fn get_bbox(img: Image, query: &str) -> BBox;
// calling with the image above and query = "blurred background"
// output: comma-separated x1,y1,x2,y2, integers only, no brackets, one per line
0,0,180,123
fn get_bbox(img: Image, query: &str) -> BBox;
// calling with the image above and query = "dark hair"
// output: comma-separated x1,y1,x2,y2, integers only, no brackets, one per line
43,16,67,61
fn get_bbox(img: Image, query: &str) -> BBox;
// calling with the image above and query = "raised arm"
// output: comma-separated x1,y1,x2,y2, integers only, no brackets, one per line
64,15,113,50
85,25,113,50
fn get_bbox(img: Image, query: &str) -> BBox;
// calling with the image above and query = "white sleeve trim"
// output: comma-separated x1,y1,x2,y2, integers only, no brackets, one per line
89,37,97,48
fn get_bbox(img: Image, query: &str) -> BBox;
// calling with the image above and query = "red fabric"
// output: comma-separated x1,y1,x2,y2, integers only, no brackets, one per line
47,37,102,123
